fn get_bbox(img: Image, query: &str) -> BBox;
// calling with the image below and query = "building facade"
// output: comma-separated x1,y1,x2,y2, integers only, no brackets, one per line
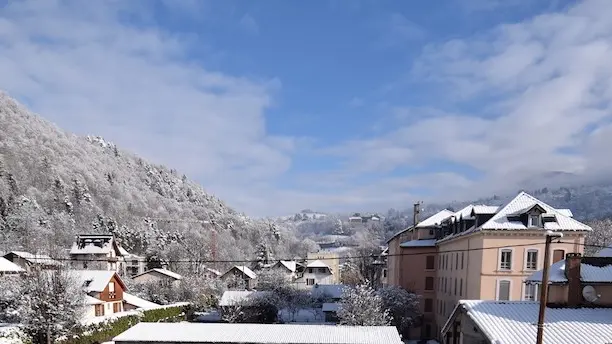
306,252,340,284
386,192,591,342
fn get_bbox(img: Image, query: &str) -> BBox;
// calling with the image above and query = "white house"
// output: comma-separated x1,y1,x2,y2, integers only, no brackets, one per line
119,246,147,277
221,265,257,290
271,260,298,280
295,260,334,289
70,234,124,273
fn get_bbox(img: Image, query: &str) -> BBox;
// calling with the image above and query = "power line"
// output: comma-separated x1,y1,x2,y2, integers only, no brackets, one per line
27,241,568,264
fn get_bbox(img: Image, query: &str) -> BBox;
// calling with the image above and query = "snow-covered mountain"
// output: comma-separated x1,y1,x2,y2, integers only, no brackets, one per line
0,92,314,271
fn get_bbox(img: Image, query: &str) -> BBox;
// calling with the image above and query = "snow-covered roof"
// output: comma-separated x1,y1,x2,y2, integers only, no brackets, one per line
471,205,500,215
0,257,24,272
5,251,60,266
557,209,573,217
122,292,160,309
452,205,474,220
444,300,612,344
118,246,130,256
311,284,346,299
229,265,257,279
70,270,119,293
415,209,454,228
399,239,437,248
322,302,339,312
525,258,612,284
70,234,117,255
85,295,104,305
112,322,403,344
276,260,297,272
386,226,414,243
306,260,331,269
219,290,266,307
205,267,222,276
134,268,182,280
479,192,591,231
597,245,612,257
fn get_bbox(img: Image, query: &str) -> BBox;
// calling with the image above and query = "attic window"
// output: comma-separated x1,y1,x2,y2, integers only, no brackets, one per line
529,215,541,228
83,280,92,287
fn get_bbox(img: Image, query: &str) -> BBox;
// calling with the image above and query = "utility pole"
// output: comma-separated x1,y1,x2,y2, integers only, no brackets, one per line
536,230,564,344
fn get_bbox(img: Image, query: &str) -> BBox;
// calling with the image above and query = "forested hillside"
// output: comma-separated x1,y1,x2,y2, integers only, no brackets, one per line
0,93,316,273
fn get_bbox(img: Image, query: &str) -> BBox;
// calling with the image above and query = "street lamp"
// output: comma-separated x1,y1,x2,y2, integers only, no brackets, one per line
536,230,564,344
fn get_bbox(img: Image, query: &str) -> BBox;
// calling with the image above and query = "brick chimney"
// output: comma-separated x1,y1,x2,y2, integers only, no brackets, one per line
565,253,582,307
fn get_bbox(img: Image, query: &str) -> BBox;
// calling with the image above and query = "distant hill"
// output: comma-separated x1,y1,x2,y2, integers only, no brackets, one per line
0,92,314,273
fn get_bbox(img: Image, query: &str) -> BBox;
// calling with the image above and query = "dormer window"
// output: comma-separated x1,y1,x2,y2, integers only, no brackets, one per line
529,214,541,228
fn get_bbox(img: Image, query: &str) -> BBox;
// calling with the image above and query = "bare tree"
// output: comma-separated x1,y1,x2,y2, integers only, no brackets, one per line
337,282,390,326
585,218,612,256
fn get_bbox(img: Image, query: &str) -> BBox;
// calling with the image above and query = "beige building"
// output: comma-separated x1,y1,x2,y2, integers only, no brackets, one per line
434,192,590,339
307,251,340,283
386,192,591,342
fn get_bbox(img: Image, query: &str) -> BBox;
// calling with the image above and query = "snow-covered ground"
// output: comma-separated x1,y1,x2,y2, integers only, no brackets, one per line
0,324,21,344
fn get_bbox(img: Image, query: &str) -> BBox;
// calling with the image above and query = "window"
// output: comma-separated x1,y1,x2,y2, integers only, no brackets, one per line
306,278,315,286
497,280,511,301
525,249,539,270
318,268,327,274
460,279,463,296
499,249,513,270
454,278,457,295
383,269,387,278
425,324,432,338
308,268,313,273
438,256,442,269
108,282,115,292
445,254,448,269
425,277,434,291
524,284,539,301
529,214,541,227
461,252,464,269
444,277,447,293
455,253,459,270
424,298,433,312
429,229,434,236
426,256,435,270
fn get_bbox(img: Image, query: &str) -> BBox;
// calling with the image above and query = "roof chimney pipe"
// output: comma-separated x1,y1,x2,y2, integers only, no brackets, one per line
566,253,582,307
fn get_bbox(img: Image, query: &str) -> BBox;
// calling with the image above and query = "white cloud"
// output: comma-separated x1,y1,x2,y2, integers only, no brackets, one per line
0,1,292,215
323,0,612,205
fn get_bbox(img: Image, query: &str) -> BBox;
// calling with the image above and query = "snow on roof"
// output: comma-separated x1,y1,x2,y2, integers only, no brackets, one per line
122,292,160,309
452,205,474,220
557,208,573,217
134,268,182,280
322,302,339,312
386,226,414,243
231,265,257,279
118,246,130,256
479,192,591,231
277,260,297,272
0,257,24,272
311,284,346,299
6,251,60,266
70,234,116,255
219,290,269,307
471,205,500,215
112,322,403,344
205,267,222,276
525,258,612,284
446,300,612,344
306,260,330,269
597,245,612,257
415,210,454,228
399,239,437,248
85,295,104,305
70,270,118,293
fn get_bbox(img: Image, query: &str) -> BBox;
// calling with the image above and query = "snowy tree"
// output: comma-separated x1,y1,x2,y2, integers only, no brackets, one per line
585,218,612,255
337,282,391,326
340,262,364,286
333,219,344,235
378,285,421,336
256,269,291,291
0,268,85,344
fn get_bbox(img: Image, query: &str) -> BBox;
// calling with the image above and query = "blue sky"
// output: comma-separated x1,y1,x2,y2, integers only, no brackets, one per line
2,0,612,216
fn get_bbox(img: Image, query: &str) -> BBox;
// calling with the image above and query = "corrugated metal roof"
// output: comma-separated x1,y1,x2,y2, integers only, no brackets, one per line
479,192,591,231
597,245,612,257
472,205,500,215
416,210,454,228
452,205,474,220
454,300,612,344
399,239,437,248
113,323,403,343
